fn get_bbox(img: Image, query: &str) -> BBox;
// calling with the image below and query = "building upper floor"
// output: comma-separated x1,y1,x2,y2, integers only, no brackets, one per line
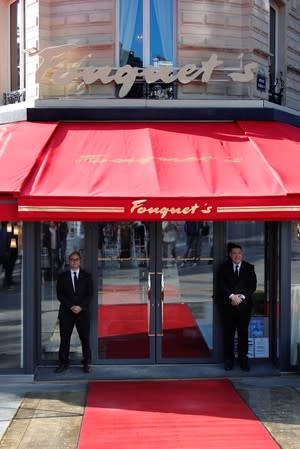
0,0,300,110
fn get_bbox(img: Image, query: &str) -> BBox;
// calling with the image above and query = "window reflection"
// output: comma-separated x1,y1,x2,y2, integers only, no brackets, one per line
178,221,212,267
0,221,23,368
119,0,174,67
98,221,150,359
42,221,69,280
41,221,85,361
291,222,300,365
164,221,213,357
226,222,268,359
118,0,175,99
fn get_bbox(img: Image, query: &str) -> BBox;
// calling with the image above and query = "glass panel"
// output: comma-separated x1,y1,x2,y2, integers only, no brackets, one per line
10,1,20,90
0,221,23,368
269,6,276,83
226,222,267,359
98,222,150,359
119,0,174,67
291,222,300,366
161,221,213,359
119,0,143,66
150,0,173,65
41,221,85,361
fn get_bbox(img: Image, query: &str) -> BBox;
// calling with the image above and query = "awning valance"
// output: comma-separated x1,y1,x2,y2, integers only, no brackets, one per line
1,120,300,221
0,196,18,221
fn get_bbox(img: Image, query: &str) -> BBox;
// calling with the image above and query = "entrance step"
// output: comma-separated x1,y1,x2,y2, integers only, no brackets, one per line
35,361,280,382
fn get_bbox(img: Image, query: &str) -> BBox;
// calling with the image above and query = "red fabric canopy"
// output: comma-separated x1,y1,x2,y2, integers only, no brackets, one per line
238,121,300,195
1,120,300,221
0,121,58,219
0,121,58,194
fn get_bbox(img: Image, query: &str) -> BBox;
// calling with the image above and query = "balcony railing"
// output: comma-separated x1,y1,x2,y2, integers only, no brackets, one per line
116,80,177,99
3,89,26,105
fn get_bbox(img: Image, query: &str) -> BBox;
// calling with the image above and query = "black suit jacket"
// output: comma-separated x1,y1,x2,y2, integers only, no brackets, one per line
217,259,257,308
56,269,93,314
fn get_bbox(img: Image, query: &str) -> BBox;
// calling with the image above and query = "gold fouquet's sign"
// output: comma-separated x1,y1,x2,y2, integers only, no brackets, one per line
34,44,258,98
130,199,213,219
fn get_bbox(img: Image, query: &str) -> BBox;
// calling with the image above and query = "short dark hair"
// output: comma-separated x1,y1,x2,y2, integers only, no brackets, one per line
69,251,81,260
227,243,242,254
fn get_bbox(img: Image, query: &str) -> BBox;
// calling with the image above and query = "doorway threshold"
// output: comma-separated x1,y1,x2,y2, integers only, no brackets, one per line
34,361,280,382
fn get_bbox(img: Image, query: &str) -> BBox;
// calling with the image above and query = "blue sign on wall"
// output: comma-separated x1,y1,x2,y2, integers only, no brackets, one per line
256,66,266,91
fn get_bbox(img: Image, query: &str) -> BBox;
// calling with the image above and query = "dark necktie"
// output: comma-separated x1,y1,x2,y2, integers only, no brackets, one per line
73,272,78,291
234,265,239,280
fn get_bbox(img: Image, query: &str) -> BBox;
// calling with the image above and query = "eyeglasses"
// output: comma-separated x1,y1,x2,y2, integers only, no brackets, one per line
70,257,80,261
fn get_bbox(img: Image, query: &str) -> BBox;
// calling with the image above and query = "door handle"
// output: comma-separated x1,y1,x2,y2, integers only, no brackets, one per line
147,272,164,336
157,272,164,336
147,272,155,336
160,272,164,301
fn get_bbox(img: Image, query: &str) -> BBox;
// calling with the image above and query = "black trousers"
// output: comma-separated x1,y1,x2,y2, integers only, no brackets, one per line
221,304,252,361
58,308,91,365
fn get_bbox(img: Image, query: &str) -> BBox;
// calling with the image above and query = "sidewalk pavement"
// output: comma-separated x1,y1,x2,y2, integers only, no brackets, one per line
0,374,299,449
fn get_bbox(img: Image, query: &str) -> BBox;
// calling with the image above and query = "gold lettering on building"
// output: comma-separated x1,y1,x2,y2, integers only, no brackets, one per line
34,45,258,98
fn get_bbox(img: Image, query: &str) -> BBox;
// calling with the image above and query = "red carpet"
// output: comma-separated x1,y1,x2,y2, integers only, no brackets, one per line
101,283,180,304
78,380,280,449
98,304,210,358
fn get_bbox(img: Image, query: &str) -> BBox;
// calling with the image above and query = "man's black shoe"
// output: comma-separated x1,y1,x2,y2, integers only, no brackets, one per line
54,365,68,373
240,359,250,372
224,360,233,371
83,365,90,373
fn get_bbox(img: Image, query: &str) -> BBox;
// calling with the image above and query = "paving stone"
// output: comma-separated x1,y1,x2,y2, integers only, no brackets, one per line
1,378,300,449
237,385,300,449
0,390,86,449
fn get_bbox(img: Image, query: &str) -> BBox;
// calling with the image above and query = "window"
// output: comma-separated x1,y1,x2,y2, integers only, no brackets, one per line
118,0,174,68
290,222,300,366
4,1,25,104
269,6,276,86
226,222,269,359
118,0,175,98
0,222,23,368
269,4,284,104
10,1,20,91
40,221,84,361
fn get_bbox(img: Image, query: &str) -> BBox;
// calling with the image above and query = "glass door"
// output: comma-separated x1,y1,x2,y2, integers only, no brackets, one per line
158,221,213,361
97,221,152,360
96,221,214,363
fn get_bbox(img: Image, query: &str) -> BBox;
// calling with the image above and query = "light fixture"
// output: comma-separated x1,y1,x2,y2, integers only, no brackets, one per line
10,238,17,249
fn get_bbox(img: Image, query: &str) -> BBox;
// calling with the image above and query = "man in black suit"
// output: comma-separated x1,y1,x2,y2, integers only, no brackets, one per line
217,243,257,371
54,251,93,373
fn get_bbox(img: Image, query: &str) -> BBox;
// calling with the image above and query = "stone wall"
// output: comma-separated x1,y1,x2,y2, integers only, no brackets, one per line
37,0,115,98
1,0,300,109
177,0,259,99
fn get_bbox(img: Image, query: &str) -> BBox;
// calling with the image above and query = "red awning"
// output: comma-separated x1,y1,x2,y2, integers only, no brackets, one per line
238,121,300,195
1,120,300,221
0,121,58,219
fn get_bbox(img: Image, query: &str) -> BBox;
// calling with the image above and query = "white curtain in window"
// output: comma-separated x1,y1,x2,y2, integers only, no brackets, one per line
120,0,139,63
153,0,173,62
